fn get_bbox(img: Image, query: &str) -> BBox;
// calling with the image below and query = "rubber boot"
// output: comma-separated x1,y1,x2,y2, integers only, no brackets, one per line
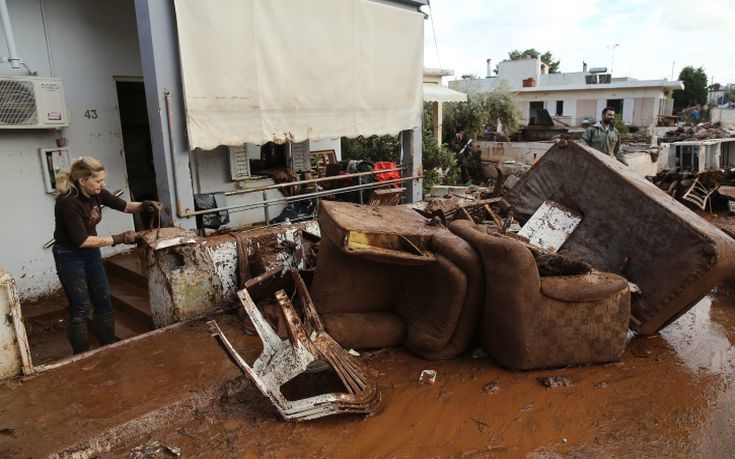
93,311,117,346
67,319,89,354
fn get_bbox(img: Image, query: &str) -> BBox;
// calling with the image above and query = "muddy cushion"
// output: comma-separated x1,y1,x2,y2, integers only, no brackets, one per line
322,312,406,350
540,272,629,303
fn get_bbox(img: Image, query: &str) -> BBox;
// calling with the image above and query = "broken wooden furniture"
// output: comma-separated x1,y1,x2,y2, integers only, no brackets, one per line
451,220,631,370
310,201,483,360
207,270,380,421
681,177,717,212
506,140,735,335
142,223,320,328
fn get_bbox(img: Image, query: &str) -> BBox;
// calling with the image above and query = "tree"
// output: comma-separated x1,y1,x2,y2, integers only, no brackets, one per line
507,48,560,74
422,103,460,193
442,84,522,143
341,134,400,164
674,66,708,112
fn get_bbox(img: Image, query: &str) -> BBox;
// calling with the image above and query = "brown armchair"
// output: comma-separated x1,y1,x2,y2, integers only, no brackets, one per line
310,201,483,360
450,220,630,370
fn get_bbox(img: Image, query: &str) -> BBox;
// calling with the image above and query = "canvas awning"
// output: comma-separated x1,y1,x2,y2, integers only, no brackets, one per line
173,0,424,150
423,83,467,103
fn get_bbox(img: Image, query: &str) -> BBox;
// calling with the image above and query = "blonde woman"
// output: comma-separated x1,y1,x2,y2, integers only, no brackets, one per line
53,156,161,354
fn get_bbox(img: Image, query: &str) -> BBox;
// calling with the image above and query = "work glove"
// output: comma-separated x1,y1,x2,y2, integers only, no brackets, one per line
141,200,163,214
111,230,140,246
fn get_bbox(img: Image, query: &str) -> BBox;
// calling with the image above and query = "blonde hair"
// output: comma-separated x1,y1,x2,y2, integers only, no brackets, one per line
54,156,105,199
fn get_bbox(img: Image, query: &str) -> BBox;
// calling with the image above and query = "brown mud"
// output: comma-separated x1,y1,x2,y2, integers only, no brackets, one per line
104,287,735,459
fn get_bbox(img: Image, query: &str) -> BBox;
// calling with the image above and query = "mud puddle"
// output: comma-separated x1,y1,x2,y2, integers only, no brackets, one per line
102,286,735,458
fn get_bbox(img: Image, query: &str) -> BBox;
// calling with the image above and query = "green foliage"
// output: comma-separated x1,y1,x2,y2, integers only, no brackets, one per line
442,84,522,143
341,134,400,164
613,114,629,135
674,66,708,112
709,82,721,92
422,103,460,193
507,48,560,74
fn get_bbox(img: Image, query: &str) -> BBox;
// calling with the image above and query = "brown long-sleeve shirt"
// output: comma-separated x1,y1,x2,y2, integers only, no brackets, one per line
54,189,127,248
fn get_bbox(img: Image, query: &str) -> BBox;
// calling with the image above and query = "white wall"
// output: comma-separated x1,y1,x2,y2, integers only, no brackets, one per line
191,146,288,228
513,88,665,126
0,0,141,300
711,108,735,127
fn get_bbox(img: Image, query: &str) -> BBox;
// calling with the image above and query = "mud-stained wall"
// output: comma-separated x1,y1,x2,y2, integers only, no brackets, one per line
0,0,142,300
190,139,341,229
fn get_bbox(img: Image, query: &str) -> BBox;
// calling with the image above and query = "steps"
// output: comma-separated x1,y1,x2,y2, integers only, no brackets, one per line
104,251,148,289
105,250,155,333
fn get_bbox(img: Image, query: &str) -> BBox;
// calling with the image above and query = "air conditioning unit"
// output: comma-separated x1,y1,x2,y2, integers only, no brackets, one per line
0,76,69,129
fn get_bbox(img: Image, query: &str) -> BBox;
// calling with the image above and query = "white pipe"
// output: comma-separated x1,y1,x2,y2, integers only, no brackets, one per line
39,0,54,76
0,0,21,69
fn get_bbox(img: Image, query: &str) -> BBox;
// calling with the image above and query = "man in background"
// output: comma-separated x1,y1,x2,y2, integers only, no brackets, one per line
580,107,627,165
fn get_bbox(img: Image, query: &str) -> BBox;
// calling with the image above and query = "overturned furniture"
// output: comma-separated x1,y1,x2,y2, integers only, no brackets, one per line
451,220,630,370
506,141,735,334
207,270,380,421
311,201,483,360
142,223,319,327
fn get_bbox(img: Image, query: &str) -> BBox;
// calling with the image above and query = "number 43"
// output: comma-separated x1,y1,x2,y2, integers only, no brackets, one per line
84,109,98,119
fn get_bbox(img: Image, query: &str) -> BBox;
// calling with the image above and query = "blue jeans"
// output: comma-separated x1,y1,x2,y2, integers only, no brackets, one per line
52,244,113,324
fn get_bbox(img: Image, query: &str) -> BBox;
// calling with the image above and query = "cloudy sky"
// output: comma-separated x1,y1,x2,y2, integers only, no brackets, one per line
422,0,735,85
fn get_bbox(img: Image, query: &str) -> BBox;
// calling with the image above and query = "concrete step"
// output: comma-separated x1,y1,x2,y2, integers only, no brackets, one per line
104,251,148,289
108,276,154,328
115,310,153,340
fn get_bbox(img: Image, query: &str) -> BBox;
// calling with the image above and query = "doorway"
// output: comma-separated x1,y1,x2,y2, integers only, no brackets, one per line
606,99,624,117
116,80,157,231
529,101,545,125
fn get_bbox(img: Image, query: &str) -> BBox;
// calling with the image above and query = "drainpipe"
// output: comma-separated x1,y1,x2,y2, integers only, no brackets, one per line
0,0,21,69
164,89,189,218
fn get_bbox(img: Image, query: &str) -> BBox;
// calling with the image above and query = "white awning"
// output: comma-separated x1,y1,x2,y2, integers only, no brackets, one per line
423,83,467,103
173,0,424,150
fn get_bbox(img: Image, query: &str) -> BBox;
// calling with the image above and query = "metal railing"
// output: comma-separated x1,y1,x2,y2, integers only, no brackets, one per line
191,167,419,223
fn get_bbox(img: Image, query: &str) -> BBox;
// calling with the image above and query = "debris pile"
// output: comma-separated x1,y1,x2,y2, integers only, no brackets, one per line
649,169,735,199
662,123,735,142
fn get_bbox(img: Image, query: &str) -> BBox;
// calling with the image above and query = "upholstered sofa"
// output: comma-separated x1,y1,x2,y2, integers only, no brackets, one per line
506,141,735,334
310,201,483,360
450,220,631,370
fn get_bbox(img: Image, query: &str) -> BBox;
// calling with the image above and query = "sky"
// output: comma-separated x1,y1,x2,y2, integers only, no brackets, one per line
422,0,735,85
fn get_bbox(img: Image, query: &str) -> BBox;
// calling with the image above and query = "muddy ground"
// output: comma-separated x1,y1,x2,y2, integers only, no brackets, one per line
101,287,735,458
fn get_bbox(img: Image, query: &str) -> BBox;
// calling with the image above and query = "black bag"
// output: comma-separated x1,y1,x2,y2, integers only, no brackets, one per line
194,193,230,229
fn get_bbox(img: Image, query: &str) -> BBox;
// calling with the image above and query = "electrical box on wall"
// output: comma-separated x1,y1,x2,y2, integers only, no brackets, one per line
40,148,71,193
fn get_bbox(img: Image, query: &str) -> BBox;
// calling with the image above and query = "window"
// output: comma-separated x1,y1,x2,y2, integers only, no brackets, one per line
555,100,564,116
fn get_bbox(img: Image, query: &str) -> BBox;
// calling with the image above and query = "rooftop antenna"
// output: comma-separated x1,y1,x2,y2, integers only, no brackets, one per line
608,43,620,75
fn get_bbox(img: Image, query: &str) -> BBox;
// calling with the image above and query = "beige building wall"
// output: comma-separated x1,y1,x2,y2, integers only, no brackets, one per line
576,99,597,123
512,87,668,126
633,97,655,126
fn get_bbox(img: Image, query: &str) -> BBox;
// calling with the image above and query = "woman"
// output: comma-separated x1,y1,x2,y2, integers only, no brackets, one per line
53,156,160,354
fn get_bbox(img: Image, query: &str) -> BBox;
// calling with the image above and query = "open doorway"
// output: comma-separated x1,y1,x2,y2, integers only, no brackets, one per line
116,80,157,231
606,99,624,118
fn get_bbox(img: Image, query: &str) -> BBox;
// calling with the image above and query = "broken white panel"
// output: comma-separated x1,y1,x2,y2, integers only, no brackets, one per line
0,269,33,379
518,201,582,252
